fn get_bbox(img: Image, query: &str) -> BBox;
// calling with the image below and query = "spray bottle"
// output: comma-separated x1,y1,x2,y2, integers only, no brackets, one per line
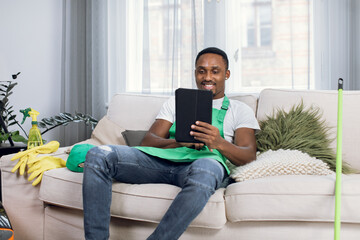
20,108,43,149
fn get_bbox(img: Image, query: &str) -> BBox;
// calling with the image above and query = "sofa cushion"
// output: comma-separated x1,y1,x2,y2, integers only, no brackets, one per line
39,168,227,229
91,116,127,145
72,116,127,148
228,94,258,114
230,149,333,182
107,94,170,131
225,174,360,223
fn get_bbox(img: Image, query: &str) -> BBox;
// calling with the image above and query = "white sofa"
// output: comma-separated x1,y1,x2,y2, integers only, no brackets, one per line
1,89,360,240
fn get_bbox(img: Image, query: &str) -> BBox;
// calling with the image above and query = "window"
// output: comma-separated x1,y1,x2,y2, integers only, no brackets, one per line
108,0,314,98
244,0,272,48
235,0,313,91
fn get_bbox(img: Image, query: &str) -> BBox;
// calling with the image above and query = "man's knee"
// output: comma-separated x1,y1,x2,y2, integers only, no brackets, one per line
84,145,119,172
186,158,225,191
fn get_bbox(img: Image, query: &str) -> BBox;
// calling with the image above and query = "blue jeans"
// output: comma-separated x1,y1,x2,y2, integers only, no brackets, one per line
83,145,225,240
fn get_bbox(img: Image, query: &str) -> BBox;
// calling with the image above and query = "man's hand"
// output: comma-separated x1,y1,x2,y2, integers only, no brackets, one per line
178,142,204,150
190,121,226,152
190,121,257,166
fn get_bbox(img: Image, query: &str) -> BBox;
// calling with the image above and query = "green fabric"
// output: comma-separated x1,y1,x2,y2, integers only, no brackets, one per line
135,96,230,174
255,102,355,174
66,144,96,172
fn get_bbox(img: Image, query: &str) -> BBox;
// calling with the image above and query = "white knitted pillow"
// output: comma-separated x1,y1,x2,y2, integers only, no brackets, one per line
230,149,334,182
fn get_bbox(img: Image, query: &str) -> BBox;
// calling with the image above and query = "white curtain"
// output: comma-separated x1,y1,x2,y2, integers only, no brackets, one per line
108,0,204,98
314,0,360,90
61,0,108,146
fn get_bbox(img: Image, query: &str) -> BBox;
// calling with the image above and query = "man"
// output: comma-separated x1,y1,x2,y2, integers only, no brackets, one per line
83,47,260,240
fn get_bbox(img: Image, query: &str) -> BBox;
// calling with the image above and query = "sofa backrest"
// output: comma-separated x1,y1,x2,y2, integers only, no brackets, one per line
101,90,360,171
106,93,258,131
257,89,360,171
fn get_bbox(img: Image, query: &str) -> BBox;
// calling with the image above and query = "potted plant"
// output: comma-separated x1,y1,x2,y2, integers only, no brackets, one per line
0,73,98,146
0,72,27,145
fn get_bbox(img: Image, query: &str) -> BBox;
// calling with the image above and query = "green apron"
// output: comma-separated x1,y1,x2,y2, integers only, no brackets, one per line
135,96,230,174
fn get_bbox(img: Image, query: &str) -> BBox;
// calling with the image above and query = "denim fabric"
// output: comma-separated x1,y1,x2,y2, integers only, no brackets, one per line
83,145,225,240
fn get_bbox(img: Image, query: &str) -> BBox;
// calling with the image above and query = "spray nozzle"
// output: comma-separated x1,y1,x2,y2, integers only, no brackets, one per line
20,108,31,124
29,109,40,124
20,108,40,124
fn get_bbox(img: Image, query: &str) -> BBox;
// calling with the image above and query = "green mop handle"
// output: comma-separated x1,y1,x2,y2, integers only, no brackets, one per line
334,78,343,240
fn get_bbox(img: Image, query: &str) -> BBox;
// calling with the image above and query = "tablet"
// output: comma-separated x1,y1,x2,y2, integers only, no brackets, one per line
175,88,212,143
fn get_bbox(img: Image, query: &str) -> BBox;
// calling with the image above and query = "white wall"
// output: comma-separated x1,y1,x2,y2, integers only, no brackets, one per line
0,0,63,143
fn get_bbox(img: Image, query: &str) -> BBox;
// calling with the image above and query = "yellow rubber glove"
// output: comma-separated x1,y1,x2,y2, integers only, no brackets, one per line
12,151,37,175
11,141,60,174
27,156,66,186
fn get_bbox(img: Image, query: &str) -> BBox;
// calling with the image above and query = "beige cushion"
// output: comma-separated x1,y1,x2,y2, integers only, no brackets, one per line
39,168,227,229
107,94,169,131
231,149,334,182
225,174,360,223
71,116,127,149
228,94,258,115
91,116,126,145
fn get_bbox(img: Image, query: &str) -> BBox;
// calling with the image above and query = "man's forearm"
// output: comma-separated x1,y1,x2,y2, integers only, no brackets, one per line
217,139,256,166
140,133,181,149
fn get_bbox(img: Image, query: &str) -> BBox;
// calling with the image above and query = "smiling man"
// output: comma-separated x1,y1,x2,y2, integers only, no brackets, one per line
195,49,230,97
82,47,260,240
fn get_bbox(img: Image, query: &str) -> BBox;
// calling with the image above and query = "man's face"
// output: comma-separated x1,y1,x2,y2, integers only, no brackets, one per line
195,53,230,99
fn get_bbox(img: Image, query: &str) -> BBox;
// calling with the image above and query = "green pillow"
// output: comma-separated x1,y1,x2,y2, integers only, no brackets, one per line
255,102,355,174
66,144,96,172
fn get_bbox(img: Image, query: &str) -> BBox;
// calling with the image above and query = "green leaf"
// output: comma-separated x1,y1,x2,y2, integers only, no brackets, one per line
8,115,16,121
42,118,56,125
0,133,10,141
59,112,73,121
7,82,17,92
88,116,98,122
77,113,85,118
11,134,28,144
54,116,64,122
8,121,17,126
38,122,47,128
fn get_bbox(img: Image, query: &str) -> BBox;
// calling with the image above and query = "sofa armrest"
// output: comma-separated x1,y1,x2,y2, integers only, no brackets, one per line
0,147,69,240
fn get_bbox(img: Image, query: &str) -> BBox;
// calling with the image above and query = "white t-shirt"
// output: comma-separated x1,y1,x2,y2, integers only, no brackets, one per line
156,96,260,143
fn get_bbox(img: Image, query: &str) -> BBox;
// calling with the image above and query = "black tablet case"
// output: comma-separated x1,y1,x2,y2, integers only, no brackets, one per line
175,88,212,143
